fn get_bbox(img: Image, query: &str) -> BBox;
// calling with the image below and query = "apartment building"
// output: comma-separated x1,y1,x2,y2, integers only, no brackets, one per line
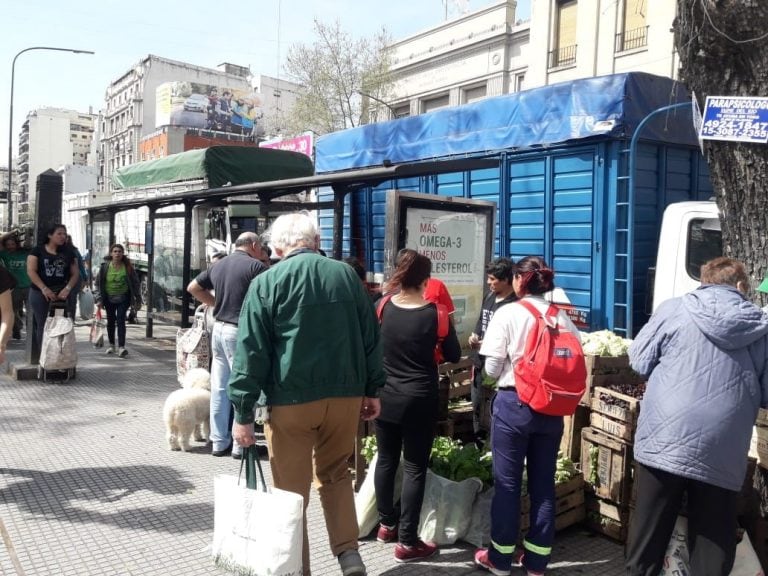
99,55,252,193
0,166,18,229
16,107,97,224
387,0,677,117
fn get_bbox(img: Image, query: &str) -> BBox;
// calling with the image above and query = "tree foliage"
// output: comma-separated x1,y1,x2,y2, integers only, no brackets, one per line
674,0,768,295
284,19,393,135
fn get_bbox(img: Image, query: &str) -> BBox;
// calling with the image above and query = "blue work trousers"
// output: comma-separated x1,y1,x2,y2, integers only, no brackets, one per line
489,388,563,574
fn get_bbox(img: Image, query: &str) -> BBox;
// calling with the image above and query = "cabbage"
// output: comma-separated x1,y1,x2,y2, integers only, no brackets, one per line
580,330,632,357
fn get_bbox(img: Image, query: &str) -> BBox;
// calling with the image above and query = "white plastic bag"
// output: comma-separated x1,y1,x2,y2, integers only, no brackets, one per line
78,288,95,320
355,453,403,538
418,470,483,545
212,473,304,576
464,487,494,548
659,516,764,576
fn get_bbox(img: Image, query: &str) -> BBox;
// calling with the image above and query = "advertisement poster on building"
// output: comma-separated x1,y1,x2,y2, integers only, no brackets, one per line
155,81,264,137
260,133,314,158
401,204,491,344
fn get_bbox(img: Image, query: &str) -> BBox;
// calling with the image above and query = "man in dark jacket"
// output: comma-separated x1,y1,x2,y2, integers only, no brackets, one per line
187,232,267,458
229,212,385,576
468,257,517,441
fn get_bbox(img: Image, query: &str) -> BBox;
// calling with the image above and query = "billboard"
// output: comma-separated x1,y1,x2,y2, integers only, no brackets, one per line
155,81,265,137
259,133,314,158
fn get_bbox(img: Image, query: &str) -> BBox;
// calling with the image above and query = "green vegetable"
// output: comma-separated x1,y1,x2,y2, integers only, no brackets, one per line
554,452,578,484
581,330,632,357
361,435,378,465
588,445,599,486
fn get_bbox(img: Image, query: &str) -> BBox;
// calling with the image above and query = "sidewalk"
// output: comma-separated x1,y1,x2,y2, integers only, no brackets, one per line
0,322,624,576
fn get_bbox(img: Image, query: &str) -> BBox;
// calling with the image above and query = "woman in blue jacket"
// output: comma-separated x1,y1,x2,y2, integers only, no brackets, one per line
626,257,768,576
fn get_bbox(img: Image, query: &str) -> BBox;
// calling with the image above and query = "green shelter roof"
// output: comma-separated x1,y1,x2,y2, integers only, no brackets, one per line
111,145,314,190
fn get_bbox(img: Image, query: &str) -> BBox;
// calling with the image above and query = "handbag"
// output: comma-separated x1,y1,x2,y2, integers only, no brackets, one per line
175,305,210,383
212,446,304,576
90,308,105,348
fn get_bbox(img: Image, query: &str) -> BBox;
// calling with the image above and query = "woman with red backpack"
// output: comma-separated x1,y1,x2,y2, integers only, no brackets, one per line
373,249,461,563
474,256,584,576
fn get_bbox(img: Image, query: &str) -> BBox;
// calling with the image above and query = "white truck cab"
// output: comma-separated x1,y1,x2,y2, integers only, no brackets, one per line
652,201,722,311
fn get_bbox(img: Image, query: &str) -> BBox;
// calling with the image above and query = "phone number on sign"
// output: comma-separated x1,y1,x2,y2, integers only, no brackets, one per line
701,119,768,140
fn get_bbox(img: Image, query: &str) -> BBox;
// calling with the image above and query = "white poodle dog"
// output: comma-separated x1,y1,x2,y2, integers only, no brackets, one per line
163,368,211,451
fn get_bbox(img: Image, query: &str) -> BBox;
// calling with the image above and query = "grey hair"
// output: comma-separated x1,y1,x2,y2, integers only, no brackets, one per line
234,232,259,247
268,212,318,253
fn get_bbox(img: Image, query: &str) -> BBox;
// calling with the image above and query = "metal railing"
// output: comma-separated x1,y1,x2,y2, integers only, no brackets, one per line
548,44,577,69
615,26,649,52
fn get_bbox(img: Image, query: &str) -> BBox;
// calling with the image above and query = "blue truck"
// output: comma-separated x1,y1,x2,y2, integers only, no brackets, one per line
315,72,714,337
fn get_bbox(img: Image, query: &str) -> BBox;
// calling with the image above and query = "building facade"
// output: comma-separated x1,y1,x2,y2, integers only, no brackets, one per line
99,56,304,192
387,0,677,117
99,55,252,194
16,107,97,224
0,166,19,229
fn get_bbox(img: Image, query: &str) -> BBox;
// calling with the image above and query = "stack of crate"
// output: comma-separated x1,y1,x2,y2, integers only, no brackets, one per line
579,355,644,542
438,358,475,441
520,473,586,535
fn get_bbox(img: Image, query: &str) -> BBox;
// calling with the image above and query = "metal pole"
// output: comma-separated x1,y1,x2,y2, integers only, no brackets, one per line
7,47,95,231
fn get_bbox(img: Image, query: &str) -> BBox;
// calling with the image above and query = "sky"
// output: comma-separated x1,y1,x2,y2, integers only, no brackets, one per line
1,0,531,164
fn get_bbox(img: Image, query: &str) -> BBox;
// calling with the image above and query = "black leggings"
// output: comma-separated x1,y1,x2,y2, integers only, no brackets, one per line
103,295,130,347
374,418,435,545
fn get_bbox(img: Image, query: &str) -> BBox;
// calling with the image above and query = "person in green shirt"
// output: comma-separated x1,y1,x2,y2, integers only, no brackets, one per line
0,235,31,340
95,244,141,358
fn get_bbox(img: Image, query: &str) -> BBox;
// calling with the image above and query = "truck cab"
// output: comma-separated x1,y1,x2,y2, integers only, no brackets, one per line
651,201,722,311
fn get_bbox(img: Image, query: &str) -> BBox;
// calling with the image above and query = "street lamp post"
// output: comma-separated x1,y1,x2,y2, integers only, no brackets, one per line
8,46,95,230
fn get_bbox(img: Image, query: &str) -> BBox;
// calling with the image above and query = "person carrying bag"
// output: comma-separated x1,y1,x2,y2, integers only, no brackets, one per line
212,445,304,575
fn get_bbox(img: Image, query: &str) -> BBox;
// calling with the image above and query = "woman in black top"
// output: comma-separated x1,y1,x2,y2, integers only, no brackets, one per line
26,224,79,353
374,249,461,563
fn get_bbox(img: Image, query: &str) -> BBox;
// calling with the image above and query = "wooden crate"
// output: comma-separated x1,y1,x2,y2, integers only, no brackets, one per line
439,357,475,399
560,404,591,462
521,474,586,533
580,427,634,506
585,494,631,542
447,401,474,443
582,355,634,406
590,386,640,425
757,409,768,428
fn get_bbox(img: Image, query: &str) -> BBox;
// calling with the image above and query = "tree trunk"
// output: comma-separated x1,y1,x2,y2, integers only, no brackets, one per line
675,0,768,298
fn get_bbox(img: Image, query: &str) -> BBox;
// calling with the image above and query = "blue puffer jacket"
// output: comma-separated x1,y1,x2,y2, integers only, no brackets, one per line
630,284,768,491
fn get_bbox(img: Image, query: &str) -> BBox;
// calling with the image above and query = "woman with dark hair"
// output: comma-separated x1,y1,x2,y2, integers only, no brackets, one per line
474,256,582,576
95,244,141,358
26,224,79,352
374,249,461,563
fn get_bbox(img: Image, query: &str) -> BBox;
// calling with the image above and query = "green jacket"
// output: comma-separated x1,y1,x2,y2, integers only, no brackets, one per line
228,250,385,424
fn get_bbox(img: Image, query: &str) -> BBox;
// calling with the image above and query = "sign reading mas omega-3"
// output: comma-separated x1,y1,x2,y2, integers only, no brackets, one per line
155,81,264,136
404,207,488,343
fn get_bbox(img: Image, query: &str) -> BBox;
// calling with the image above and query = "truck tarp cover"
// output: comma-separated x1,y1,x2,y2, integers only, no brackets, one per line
315,72,696,172
111,146,314,189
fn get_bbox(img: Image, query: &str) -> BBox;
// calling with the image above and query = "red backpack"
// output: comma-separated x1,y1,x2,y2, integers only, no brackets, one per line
376,294,450,364
513,300,586,416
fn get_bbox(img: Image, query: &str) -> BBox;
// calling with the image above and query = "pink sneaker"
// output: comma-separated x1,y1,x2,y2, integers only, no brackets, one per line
376,523,397,543
394,540,438,563
474,548,511,576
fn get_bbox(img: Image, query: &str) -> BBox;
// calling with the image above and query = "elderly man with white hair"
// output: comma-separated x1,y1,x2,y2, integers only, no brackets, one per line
228,212,385,576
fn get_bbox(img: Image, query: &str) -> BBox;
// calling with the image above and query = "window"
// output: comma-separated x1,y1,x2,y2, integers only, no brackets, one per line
421,94,450,113
685,218,722,280
463,84,487,104
616,0,648,51
549,0,578,68
393,104,410,119
515,73,526,92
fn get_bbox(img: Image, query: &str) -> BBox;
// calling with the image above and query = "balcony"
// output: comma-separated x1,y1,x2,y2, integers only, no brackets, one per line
615,26,649,52
548,44,577,69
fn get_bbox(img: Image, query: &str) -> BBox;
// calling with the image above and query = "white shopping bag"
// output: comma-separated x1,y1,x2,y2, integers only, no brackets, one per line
659,516,765,576
212,448,304,576
418,470,483,545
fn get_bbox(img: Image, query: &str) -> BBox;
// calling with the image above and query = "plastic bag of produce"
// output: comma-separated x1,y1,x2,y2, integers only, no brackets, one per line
418,470,483,545
463,486,494,547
